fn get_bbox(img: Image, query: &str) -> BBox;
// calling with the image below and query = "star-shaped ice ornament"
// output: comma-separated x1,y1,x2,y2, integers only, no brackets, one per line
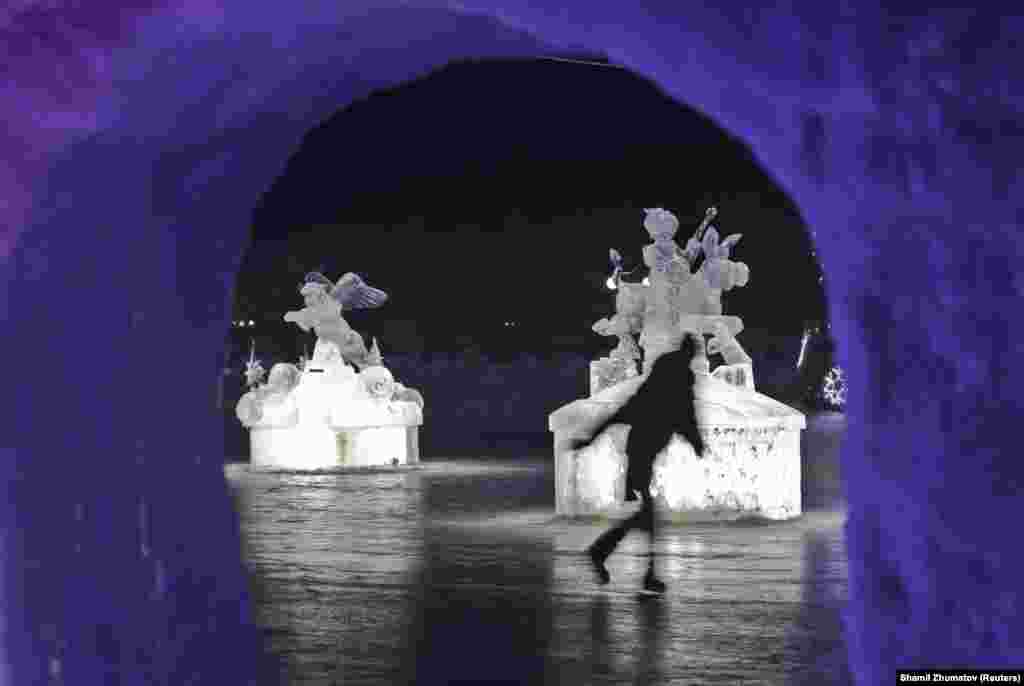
244,359,266,388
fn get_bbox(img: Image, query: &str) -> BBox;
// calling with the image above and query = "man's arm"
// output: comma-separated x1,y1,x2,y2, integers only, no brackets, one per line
593,405,631,439
570,402,633,450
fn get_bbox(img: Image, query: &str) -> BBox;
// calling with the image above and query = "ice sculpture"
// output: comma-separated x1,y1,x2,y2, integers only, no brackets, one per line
243,339,267,388
551,207,805,520
283,271,387,370
590,311,641,396
236,272,423,470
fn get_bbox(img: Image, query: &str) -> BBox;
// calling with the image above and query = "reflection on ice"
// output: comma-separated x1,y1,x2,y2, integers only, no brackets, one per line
138,499,151,559
152,559,167,600
228,458,848,684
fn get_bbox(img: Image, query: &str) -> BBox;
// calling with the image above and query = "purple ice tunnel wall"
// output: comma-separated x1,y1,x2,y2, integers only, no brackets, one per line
2,1,1022,684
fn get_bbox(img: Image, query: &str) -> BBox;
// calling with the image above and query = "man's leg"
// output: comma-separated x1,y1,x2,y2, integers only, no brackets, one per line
638,492,666,593
587,494,652,584
638,491,655,559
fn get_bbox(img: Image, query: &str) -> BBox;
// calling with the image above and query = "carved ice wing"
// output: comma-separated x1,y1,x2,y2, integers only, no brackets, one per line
717,234,743,259
702,226,720,256
682,236,702,261
331,272,389,311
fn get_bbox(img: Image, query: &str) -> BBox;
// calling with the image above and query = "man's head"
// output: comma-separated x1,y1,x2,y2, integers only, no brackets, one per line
649,334,706,379
679,333,698,359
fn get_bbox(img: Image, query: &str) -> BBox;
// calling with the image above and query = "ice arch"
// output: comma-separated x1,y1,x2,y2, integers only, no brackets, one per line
2,2,1021,684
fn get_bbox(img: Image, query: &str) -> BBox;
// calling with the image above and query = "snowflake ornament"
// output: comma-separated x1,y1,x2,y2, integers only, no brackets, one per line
822,366,847,410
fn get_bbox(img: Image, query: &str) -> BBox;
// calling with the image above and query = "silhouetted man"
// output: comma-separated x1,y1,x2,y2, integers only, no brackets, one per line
572,334,706,594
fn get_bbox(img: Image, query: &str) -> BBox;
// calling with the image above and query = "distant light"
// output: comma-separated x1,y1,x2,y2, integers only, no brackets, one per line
249,320,255,326
606,277,617,290
642,277,650,286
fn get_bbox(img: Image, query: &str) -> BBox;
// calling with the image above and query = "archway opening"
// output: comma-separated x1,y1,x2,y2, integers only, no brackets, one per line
225,55,834,461
221,57,848,681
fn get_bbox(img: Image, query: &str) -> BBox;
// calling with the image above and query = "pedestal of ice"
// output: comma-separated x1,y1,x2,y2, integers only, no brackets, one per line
241,361,422,471
549,373,805,521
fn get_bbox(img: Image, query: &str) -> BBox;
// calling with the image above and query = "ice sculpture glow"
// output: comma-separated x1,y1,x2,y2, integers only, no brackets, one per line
649,436,706,510
574,431,626,509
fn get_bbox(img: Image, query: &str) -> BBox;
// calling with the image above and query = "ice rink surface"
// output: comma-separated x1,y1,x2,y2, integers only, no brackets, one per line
226,414,848,685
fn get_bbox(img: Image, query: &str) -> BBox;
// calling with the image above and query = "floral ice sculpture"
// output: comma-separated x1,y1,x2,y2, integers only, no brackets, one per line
236,271,424,470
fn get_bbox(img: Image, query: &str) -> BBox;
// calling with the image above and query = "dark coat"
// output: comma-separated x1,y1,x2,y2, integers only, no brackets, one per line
592,369,704,502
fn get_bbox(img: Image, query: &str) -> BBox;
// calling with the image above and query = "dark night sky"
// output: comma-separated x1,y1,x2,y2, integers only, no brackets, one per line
234,56,827,351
